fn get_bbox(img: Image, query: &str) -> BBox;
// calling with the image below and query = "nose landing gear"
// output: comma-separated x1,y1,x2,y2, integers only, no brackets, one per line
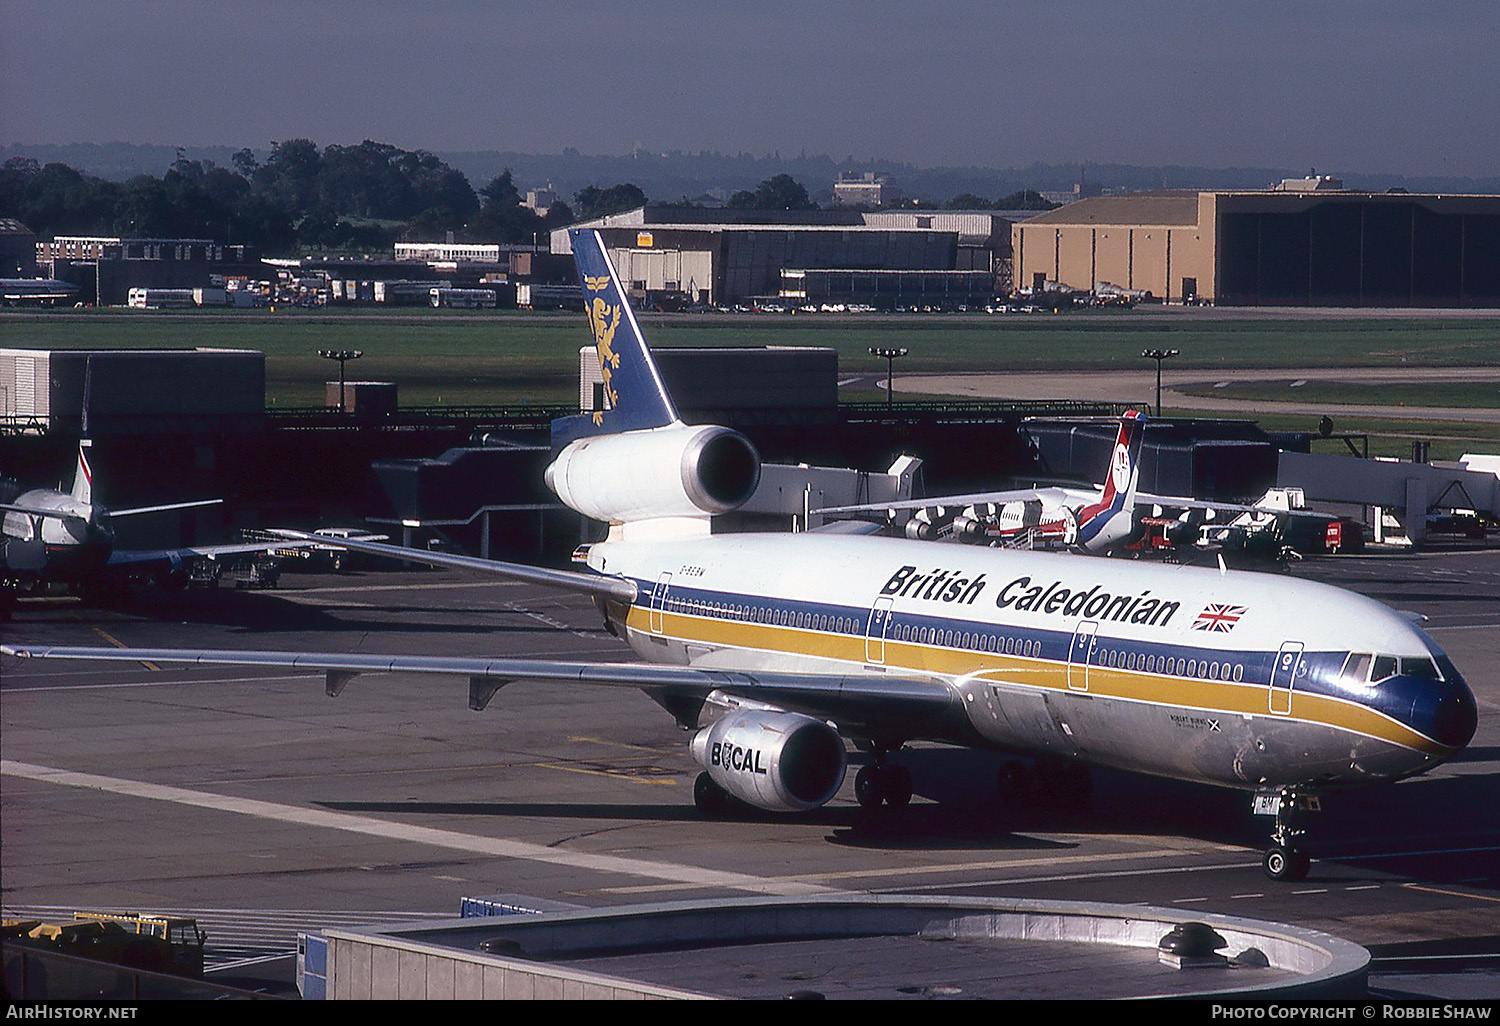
1257,786,1318,882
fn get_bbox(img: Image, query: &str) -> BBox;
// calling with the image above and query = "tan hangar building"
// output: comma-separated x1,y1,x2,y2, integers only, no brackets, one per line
1012,178,1500,307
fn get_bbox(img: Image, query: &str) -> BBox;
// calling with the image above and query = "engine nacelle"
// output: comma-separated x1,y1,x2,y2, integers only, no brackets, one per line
545,423,760,523
690,709,847,813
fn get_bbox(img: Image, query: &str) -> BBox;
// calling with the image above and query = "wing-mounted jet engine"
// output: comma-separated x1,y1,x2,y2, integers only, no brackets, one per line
689,703,848,815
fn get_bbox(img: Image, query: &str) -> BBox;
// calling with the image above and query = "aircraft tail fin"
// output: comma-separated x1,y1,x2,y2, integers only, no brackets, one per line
69,441,93,506
566,229,679,437
1076,409,1146,550
1098,408,1146,511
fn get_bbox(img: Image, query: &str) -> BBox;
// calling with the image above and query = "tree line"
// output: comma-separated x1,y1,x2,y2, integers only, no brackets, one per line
0,139,655,256
1,139,1056,257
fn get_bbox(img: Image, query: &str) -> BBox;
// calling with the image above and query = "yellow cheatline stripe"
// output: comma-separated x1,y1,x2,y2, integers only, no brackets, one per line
625,603,1447,753
91,626,159,671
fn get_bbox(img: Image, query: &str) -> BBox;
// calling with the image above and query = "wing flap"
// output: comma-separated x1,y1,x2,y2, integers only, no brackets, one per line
1,644,963,740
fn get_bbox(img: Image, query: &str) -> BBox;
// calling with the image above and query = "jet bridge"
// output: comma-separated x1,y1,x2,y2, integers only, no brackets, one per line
1276,450,1500,545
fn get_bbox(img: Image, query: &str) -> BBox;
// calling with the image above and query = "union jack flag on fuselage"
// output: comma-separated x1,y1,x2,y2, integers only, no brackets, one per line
1193,603,1248,632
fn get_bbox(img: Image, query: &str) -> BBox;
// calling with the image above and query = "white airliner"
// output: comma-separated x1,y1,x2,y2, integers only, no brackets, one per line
2,230,1477,883
816,412,1148,554
2,442,289,616
816,422,1343,562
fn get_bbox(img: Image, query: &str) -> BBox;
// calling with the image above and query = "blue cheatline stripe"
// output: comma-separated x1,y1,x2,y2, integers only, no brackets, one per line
621,577,1449,752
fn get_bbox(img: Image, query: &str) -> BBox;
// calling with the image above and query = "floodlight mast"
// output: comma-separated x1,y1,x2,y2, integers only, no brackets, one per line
1141,348,1179,415
319,349,364,413
869,346,909,411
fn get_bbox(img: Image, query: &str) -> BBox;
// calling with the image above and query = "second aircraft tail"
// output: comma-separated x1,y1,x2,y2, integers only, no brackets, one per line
1075,409,1147,551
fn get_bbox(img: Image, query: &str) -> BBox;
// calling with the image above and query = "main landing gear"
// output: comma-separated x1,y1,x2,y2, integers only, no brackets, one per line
854,748,913,809
693,772,733,817
1258,785,1318,882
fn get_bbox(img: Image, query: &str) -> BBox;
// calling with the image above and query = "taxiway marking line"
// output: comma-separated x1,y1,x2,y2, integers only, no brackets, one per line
0,759,834,898
91,626,158,671
599,846,1205,895
534,762,679,787
1402,882,1500,904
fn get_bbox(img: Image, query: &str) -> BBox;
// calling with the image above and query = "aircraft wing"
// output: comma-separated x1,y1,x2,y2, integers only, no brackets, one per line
0,644,964,740
1136,492,1338,520
111,499,224,518
101,539,315,571
815,486,1091,517
266,530,637,603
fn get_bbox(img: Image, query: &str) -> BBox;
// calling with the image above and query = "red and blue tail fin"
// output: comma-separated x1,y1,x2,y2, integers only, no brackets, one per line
1076,409,1146,550
69,440,93,506
567,229,679,436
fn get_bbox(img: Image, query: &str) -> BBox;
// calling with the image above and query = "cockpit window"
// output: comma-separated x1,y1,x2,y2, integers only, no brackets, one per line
1343,652,1443,685
1341,652,1373,684
1399,656,1441,680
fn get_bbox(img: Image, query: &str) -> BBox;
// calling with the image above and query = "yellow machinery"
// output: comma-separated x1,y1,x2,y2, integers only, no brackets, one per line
1,911,205,977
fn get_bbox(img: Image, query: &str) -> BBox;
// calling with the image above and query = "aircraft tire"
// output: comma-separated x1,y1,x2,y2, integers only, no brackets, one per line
854,766,884,808
885,766,913,807
1262,845,1310,882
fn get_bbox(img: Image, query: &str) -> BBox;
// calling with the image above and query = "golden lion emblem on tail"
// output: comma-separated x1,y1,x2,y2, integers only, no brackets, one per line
583,275,622,423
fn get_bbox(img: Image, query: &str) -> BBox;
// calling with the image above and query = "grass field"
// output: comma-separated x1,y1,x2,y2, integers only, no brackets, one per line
5,309,1500,408
4,307,1498,463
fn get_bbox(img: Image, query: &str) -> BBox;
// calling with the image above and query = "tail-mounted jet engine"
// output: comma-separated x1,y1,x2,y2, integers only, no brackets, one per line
689,709,847,814
546,423,761,523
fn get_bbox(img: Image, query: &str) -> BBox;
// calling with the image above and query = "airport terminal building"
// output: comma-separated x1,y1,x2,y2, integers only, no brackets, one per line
1012,179,1500,306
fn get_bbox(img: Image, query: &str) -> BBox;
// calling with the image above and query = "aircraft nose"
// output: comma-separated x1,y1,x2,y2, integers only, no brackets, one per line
1430,675,1478,751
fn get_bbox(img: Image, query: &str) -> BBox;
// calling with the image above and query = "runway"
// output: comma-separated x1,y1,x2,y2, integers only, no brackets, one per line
3,545,1497,996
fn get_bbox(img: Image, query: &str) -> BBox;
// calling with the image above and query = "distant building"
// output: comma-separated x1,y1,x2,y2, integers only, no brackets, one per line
1012,188,1500,306
833,172,887,208
37,236,259,306
862,210,1015,272
553,205,987,308
524,187,557,216
1274,175,1345,192
0,219,38,277
394,242,504,263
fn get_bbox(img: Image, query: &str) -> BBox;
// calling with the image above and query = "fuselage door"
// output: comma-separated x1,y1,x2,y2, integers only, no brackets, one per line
1067,621,1099,692
1269,640,1303,715
649,572,672,634
865,596,894,665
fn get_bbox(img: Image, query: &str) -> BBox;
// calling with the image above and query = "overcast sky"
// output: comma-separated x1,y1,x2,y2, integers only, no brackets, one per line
3,1,1497,177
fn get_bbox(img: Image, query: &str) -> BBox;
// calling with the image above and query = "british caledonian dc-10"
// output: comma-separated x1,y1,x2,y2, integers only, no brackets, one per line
2,230,1477,882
